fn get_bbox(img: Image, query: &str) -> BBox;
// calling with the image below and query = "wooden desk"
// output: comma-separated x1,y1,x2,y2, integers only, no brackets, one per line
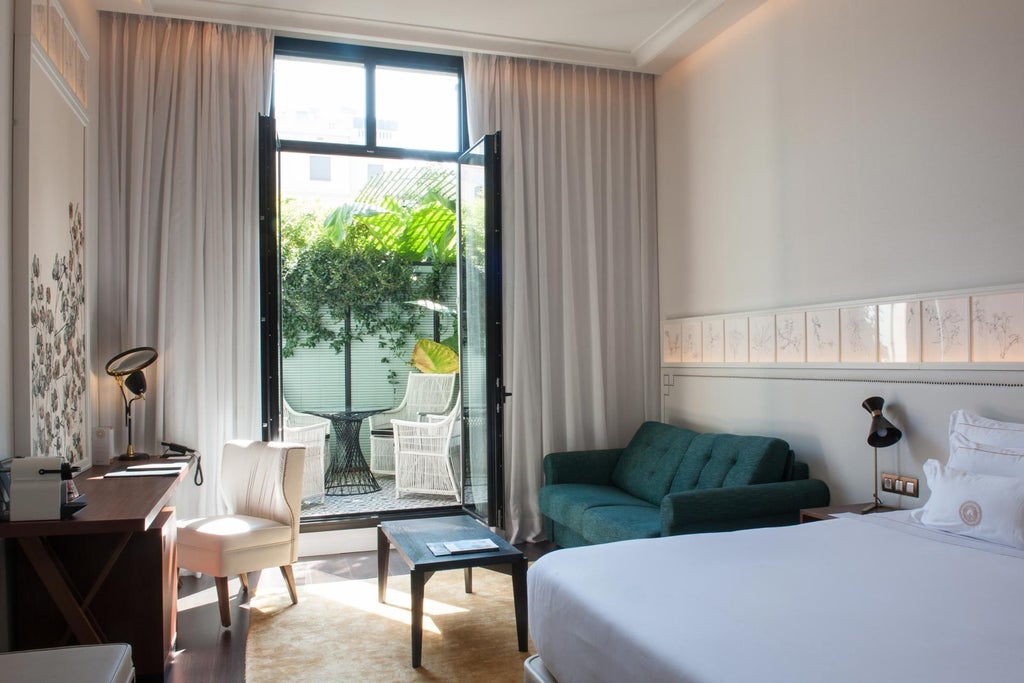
0,463,189,679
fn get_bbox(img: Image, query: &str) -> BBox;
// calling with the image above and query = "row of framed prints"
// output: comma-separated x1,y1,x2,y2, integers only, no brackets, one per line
662,290,1024,365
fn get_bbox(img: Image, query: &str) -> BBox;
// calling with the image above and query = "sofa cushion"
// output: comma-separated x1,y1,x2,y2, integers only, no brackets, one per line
539,483,653,530
611,422,699,505
669,433,791,492
581,505,661,544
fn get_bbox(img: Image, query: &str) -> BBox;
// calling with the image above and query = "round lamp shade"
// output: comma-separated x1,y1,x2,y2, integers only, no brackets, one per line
106,346,158,378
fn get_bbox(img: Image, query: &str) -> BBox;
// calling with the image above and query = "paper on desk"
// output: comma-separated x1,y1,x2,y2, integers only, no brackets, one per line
126,463,187,470
104,469,181,478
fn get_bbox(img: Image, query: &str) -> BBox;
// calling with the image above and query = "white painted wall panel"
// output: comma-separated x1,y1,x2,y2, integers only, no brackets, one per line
655,0,1024,503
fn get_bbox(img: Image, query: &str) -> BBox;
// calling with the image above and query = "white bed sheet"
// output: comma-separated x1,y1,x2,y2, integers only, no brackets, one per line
528,511,1024,683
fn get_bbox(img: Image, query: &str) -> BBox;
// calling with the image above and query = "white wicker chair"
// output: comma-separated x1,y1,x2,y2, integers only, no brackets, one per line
283,399,330,504
368,372,456,475
392,398,462,500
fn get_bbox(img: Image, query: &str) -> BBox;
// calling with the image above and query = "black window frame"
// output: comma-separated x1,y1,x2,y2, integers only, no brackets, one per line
262,38,468,441
273,37,469,161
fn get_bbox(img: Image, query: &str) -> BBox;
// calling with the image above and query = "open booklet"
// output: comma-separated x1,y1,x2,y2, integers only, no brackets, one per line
427,538,500,556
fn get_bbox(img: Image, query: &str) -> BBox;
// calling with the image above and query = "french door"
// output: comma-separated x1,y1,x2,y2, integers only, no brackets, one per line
457,133,506,527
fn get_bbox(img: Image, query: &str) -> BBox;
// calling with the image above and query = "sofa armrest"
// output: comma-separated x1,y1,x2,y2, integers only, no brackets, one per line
543,449,622,486
660,479,831,535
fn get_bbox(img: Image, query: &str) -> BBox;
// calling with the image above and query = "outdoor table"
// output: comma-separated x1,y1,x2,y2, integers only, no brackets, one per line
306,408,385,495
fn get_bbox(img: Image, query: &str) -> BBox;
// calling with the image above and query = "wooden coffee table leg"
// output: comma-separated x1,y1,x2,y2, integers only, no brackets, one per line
377,526,389,603
410,569,425,668
511,559,528,652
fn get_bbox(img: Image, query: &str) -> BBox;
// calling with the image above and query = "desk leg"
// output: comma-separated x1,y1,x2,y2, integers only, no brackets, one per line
377,527,390,603
17,536,103,644
410,569,425,668
511,559,528,652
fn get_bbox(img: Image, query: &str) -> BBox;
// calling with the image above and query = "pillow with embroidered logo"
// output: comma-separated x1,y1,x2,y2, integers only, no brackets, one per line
910,459,1024,549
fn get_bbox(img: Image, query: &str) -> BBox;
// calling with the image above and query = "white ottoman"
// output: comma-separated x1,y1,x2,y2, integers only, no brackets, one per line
0,643,134,683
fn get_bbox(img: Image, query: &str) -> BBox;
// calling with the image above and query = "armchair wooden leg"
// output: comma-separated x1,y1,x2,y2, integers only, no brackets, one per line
239,572,249,592
281,565,299,605
214,576,232,627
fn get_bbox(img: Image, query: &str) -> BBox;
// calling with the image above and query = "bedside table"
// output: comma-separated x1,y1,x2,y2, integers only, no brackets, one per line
799,503,896,523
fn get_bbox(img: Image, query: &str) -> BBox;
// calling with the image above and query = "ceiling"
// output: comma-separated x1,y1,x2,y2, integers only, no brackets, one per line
96,0,767,74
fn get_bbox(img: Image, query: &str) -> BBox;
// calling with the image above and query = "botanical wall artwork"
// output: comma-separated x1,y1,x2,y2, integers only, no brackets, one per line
662,320,683,364
775,312,806,363
725,317,749,362
702,319,724,363
922,297,969,363
878,301,921,363
661,286,1024,367
840,305,878,363
30,204,87,463
971,293,1024,362
13,22,90,467
806,309,839,363
680,320,702,362
749,315,776,363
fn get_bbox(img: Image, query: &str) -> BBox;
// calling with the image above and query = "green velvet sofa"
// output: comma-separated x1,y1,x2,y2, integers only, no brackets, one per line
539,421,830,547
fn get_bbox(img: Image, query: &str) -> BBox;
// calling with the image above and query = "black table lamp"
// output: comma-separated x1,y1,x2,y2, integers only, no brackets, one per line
861,396,902,513
105,347,159,461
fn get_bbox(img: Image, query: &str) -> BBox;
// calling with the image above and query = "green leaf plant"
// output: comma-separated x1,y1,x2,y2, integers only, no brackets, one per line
410,338,460,374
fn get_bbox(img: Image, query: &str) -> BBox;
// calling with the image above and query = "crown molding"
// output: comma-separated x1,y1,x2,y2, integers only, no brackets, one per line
96,0,768,74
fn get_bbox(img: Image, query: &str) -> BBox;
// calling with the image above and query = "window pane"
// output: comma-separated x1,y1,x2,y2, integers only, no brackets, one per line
375,66,460,152
275,56,366,145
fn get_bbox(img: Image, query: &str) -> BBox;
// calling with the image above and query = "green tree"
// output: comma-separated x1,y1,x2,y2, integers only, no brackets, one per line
280,166,458,382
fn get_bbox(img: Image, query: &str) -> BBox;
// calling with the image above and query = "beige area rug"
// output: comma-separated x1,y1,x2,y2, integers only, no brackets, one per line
246,567,535,682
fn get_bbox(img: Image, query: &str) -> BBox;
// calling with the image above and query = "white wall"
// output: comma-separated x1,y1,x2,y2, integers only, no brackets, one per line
2,0,99,651
655,0,1024,505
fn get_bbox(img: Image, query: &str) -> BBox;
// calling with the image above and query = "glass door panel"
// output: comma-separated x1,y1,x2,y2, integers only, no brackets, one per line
458,133,504,527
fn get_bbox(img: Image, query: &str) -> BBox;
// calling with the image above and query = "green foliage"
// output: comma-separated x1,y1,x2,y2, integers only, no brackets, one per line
279,166,458,384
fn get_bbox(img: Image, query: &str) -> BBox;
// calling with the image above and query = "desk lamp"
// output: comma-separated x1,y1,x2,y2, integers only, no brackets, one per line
861,396,902,513
105,346,158,461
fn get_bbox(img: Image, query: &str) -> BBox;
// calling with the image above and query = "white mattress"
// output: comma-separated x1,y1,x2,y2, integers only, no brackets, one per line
528,511,1024,683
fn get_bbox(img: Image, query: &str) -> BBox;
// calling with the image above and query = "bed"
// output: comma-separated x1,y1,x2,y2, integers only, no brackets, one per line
527,510,1024,683
527,410,1024,682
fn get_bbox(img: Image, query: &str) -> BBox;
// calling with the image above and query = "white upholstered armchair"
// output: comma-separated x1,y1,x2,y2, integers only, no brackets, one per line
283,399,330,503
177,440,305,627
368,372,457,475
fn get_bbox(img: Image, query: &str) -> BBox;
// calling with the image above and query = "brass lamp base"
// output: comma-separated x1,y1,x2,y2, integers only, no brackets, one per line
118,452,151,461
860,499,883,514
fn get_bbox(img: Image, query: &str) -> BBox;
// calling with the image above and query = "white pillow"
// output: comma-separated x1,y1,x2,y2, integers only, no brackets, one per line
911,459,1024,549
949,410,1024,450
948,432,1024,479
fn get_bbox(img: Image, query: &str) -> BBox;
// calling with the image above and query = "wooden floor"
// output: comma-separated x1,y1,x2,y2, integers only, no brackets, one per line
166,542,556,682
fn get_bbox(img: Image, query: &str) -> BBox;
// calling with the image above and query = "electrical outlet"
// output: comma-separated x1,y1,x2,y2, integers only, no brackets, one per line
881,472,919,497
899,475,919,498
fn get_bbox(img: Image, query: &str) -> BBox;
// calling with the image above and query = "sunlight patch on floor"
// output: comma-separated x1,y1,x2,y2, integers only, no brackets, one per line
304,580,467,633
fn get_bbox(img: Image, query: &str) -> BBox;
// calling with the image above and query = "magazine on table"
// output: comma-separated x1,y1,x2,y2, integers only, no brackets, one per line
427,538,500,556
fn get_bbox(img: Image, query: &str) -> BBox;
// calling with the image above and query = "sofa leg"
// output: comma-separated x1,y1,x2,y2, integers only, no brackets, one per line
239,572,249,592
214,576,232,627
281,565,299,605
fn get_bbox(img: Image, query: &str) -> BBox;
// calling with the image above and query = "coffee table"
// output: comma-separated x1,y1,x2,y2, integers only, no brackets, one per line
377,515,528,668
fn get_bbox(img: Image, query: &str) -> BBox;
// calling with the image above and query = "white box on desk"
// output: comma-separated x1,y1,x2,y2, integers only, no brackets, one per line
10,456,63,521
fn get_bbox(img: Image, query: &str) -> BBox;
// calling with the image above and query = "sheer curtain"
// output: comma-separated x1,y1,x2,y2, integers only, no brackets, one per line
97,13,272,518
465,54,661,543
